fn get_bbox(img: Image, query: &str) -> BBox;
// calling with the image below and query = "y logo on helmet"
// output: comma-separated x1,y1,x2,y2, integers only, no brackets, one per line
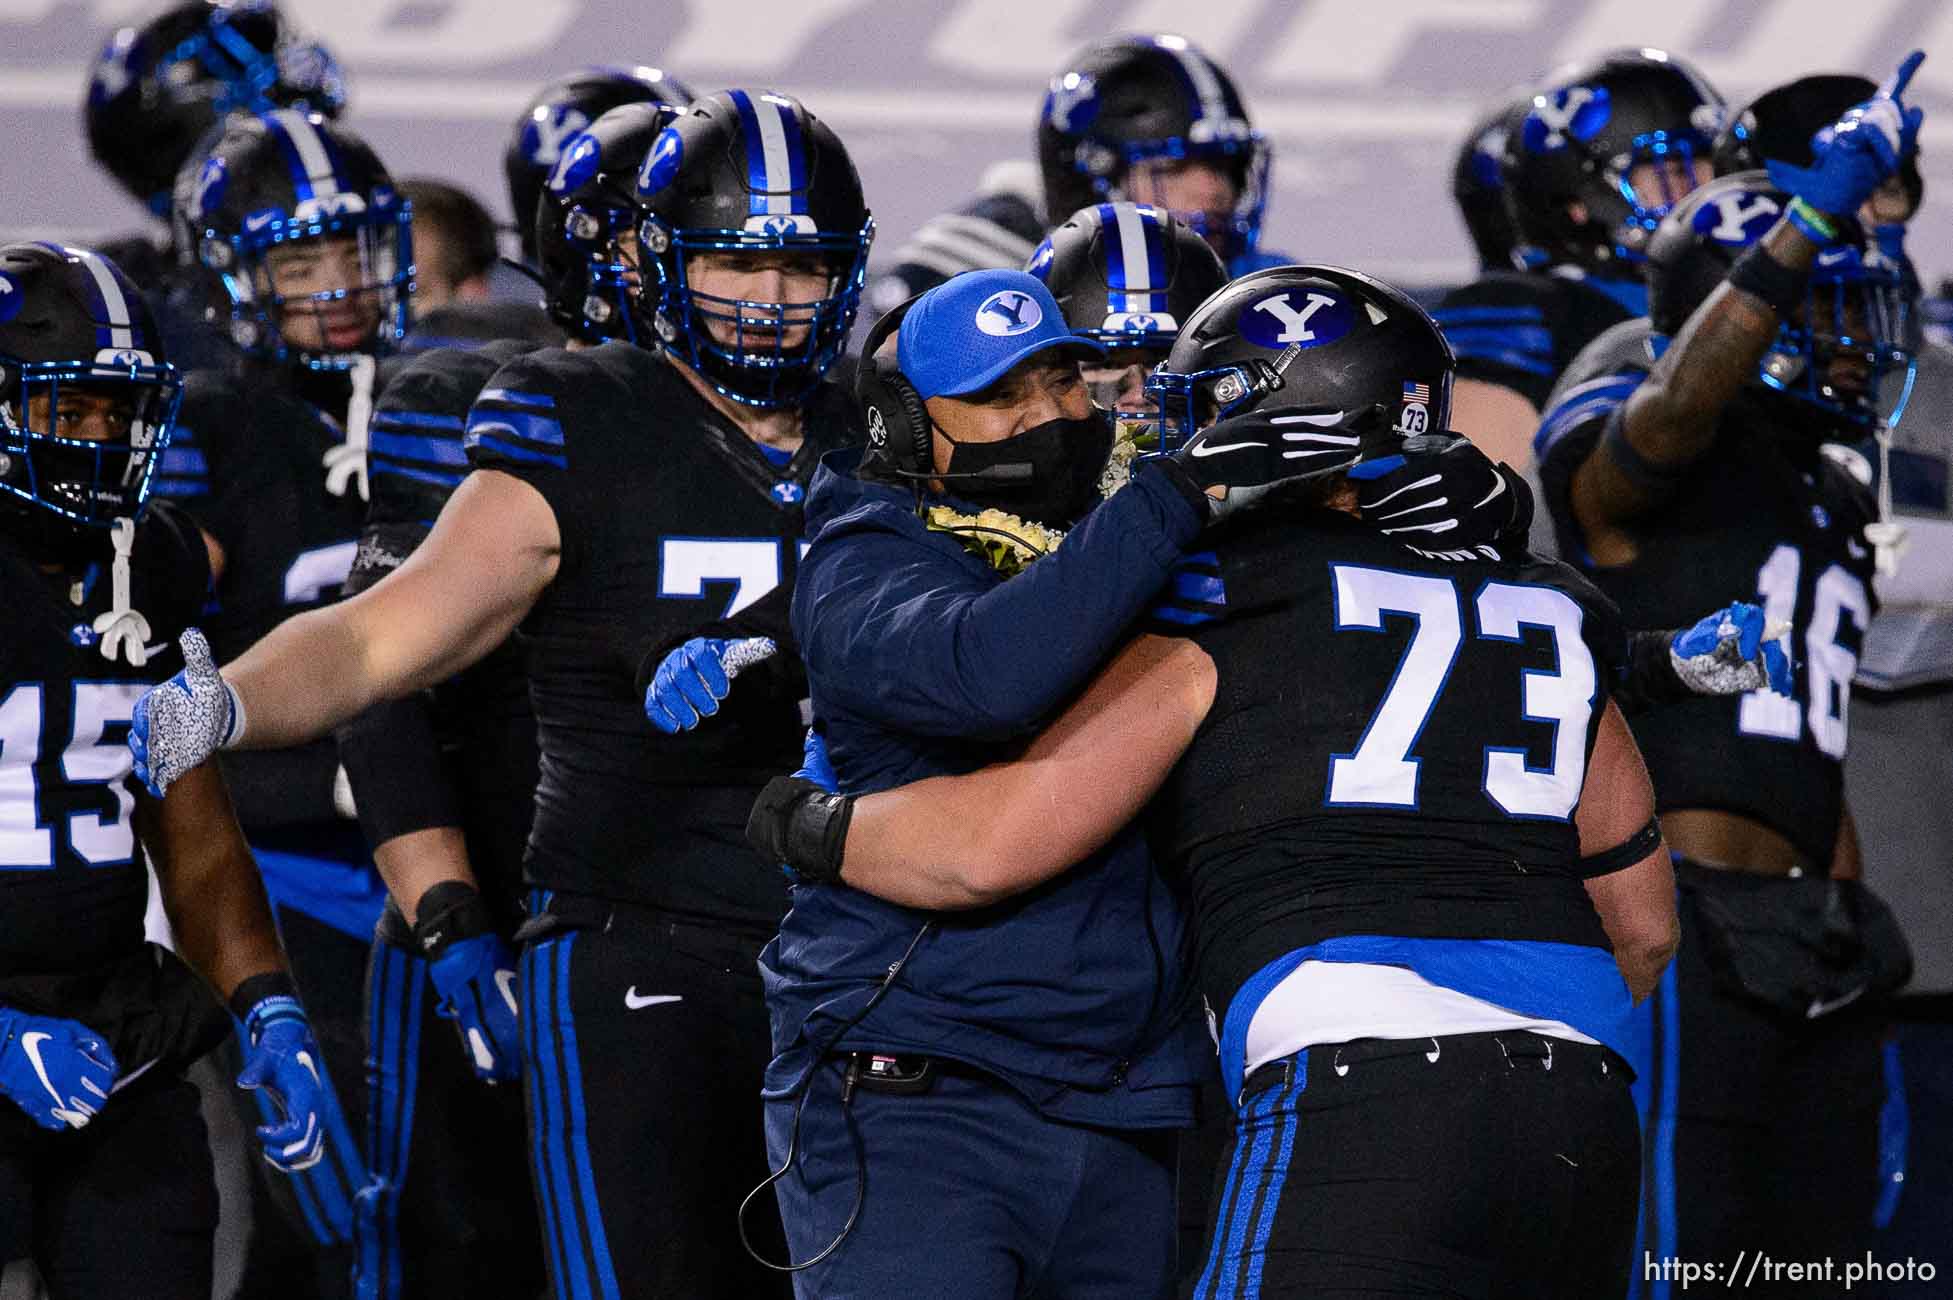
637,128,684,198
976,290,1041,336
1239,291,1351,349
188,157,228,224
524,105,591,167
745,213,816,237
1695,191,1780,245
0,273,19,325
547,134,603,196
1043,72,1098,133
1523,85,1611,153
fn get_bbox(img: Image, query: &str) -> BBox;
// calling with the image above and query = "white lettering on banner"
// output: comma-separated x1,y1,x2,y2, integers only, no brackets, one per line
1264,0,1542,85
283,0,576,65
669,0,872,72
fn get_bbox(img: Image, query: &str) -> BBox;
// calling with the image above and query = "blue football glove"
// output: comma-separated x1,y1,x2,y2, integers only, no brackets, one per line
129,628,242,798
643,635,779,733
236,994,327,1173
414,882,520,1084
796,726,837,793
1669,602,1793,698
1768,50,1924,225
0,1008,117,1131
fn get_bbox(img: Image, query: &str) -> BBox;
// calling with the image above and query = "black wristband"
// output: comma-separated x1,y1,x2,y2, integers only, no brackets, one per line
746,776,854,885
412,880,495,959
1726,243,1811,318
228,970,300,1021
1599,408,1692,495
1577,816,1665,879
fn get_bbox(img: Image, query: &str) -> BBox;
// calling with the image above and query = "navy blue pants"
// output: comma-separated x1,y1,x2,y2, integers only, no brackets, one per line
767,1057,1179,1299
1190,1031,1638,1299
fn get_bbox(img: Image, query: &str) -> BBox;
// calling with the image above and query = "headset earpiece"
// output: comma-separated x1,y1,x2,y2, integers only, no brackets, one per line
856,295,933,476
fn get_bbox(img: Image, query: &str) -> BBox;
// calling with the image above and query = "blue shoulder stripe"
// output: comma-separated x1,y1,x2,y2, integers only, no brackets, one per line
152,475,210,499
1433,304,1546,325
468,430,568,470
1149,604,1218,627
373,409,466,432
465,408,565,449
1533,372,1643,460
371,461,466,494
370,428,469,468
159,445,208,477
1172,569,1227,604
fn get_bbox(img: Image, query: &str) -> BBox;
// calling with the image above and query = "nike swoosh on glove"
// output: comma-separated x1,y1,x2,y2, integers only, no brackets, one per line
426,934,522,1085
1164,408,1367,524
0,1008,118,1131
236,995,327,1173
1669,602,1794,697
1350,433,1532,557
643,635,778,733
1768,50,1925,224
129,628,242,798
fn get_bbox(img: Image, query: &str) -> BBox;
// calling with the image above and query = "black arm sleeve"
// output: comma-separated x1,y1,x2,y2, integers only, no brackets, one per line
1615,628,1690,717
216,743,344,832
336,693,463,851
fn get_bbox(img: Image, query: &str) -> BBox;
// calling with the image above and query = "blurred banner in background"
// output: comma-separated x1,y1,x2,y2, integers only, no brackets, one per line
5,0,1952,288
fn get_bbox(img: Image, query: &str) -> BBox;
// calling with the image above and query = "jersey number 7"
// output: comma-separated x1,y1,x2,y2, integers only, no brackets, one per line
1324,565,1595,822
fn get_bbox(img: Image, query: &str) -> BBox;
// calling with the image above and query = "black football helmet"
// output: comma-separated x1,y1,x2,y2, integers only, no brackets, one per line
177,110,412,370
1647,172,1910,432
633,90,873,409
1503,48,1724,272
1146,265,1455,467
85,0,345,216
504,65,696,260
536,102,683,344
0,243,181,552
1713,74,1924,218
1027,202,1227,356
1453,92,1530,271
1037,34,1269,264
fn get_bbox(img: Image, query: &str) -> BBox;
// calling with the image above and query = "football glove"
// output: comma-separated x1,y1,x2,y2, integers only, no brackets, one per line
1669,602,1794,697
236,993,327,1173
643,635,779,734
1769,50,1924,226
414,882,521,1085
130,628,242,798
0,1008,117,1131
1350,434,1532,556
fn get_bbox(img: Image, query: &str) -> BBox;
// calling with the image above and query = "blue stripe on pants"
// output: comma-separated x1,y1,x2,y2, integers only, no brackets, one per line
554,935,620,1300
1648,960,1681,1300
524,940,580,1300
1192,1057,1309,1300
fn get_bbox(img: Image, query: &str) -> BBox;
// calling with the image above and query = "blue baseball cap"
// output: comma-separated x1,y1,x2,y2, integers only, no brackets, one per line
897,269,1105,400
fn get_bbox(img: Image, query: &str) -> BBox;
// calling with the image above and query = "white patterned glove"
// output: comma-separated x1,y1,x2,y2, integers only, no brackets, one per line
129,629,243,798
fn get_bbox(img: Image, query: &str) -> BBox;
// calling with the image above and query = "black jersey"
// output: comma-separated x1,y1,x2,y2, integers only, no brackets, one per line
337,340,543,919
157,364,368,663
0,504,209,976
464,343,861,927
1431,269,1642,408
1145,509,1624,1020
1535,338,1879,867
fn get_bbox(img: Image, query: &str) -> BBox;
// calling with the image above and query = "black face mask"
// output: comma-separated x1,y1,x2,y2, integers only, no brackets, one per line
939,409,1114,529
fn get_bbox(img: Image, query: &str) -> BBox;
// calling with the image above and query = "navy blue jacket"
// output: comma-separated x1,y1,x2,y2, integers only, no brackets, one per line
759,450,1213,1129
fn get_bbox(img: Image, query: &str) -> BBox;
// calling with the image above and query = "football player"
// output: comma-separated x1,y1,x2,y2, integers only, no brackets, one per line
0,241,327,1300
132,89,872,1298
1436,49,1723,470
336,97,682,1300
1026,201,1228,417
1531,57,1924,1287
751,265,1681,1297
869,33,1278,316
157,107,416,1289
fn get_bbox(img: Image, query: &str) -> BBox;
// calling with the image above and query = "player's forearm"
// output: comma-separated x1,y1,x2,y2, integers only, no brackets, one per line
222,602,390,748
1830,802,1864,881
139,764,288,1002
1622,220,1819,470
1584,849,1679,1002
374,826,479,925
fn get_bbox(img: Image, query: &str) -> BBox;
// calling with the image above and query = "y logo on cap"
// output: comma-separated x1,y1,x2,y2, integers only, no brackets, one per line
976,290,1041,336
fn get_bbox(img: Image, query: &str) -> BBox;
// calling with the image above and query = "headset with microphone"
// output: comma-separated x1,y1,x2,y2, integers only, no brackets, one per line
854,294,1036,486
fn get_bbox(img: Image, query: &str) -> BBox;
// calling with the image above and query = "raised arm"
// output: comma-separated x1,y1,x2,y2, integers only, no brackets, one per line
750,634,1215,909
1575,700,1678,1001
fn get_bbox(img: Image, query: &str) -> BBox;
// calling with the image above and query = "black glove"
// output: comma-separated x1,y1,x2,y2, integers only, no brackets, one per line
1350,434,1533,557
746,777,854,885
1158,409,1367,524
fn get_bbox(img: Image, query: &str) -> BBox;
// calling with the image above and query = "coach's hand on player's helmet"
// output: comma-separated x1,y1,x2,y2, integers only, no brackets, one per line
0,1007,117,1131
414,881,522,1085
1162,408,1352,523
129,628,243,798
236,992,327,1173
1350,433,1533,556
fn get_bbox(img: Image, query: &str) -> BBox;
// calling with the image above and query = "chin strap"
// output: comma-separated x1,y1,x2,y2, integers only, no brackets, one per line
1864,363,1917,579
322,353,375,501
91,516,152,667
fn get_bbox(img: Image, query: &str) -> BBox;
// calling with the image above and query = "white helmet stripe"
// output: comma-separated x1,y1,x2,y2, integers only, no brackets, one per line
65,244,135,351
271,108,342,200
1111,204,1154,315
753,97,794,215
1166,43,1229,126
